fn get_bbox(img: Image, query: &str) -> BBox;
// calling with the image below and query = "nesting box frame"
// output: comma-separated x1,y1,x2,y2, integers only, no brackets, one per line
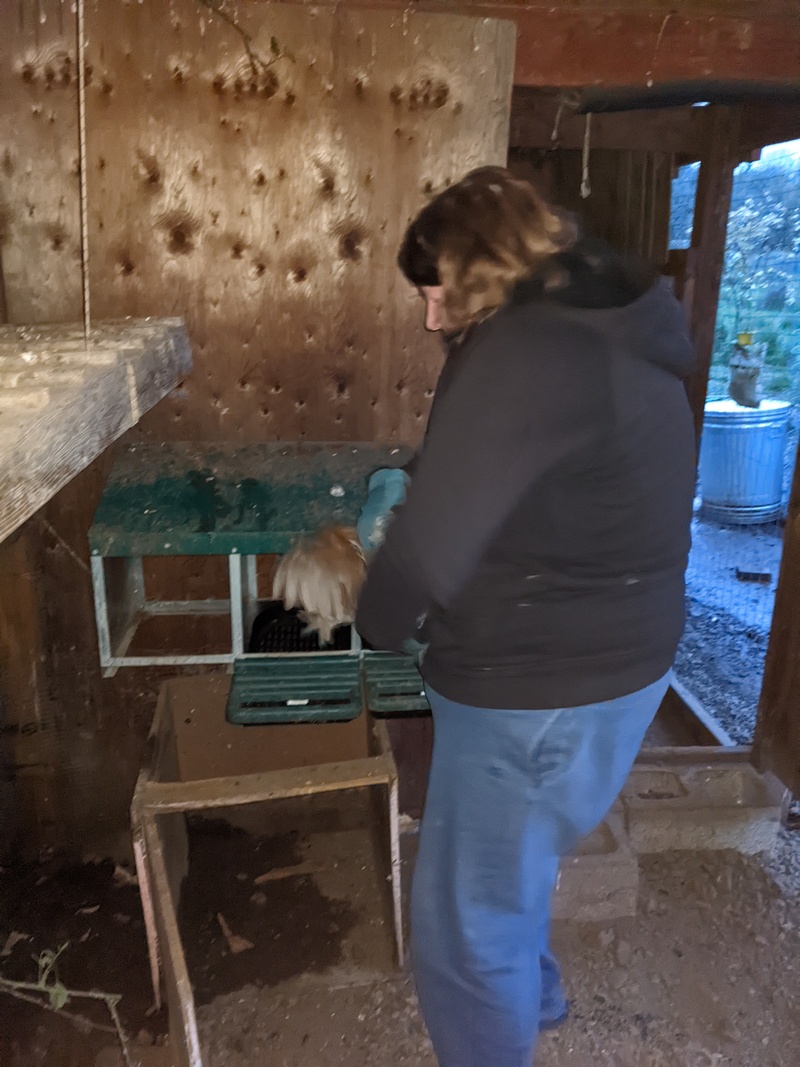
88,441,411,676
131,673,403,1067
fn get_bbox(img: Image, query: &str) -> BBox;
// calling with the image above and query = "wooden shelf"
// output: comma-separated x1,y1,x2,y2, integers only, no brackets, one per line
0,318,191,544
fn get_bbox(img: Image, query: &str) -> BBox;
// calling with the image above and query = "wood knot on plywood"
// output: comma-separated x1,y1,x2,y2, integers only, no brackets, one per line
336,224,366,263
313,160,337,200
390,77,450,111
158,209,200,256
117,252,136,276
18,47,73,89
136,151,162,192
326,373,352,401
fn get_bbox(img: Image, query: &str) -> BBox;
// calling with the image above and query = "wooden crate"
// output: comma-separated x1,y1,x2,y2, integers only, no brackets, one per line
131,674,402,1067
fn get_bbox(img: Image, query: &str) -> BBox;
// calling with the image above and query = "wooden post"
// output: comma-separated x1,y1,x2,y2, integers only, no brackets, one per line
684,106,741,448
752,453,800,795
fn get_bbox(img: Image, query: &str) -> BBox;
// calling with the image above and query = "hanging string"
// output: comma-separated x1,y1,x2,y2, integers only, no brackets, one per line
76,0,91,343
580,112,592,199
550,96,566,144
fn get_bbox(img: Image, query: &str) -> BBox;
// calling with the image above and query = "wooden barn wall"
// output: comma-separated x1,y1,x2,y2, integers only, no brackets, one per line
0,0,515,853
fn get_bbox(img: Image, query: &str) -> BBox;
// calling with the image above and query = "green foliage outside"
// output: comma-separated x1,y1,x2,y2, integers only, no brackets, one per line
670,146,800,406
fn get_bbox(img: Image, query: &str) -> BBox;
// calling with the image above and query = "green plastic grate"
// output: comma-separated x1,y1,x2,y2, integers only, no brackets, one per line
363,654,430,717
226,654,363,725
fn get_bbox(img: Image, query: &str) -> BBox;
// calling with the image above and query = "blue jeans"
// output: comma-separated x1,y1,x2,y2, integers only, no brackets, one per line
410,673,670,1067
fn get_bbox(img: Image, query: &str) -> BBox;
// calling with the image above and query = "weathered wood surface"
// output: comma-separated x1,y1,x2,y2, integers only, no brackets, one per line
142,812,202,1067
273,0,800,85
685,107,741,448
510,91,800,159
753,446,800,795
140,755,396,813
511,91,705,155
509,147,673,268
69,2,515,445
0,319,191,545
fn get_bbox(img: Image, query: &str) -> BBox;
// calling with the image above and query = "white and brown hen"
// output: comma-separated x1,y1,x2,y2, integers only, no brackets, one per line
272,525,367,645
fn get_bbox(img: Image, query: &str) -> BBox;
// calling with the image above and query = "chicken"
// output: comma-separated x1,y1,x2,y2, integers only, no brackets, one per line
272,525,366,645
271,467,410,645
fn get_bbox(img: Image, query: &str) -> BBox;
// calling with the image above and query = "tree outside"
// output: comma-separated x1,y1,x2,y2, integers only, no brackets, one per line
670,142,800,404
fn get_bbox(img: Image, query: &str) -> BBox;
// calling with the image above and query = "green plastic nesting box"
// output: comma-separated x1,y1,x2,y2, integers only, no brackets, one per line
363,653,430,717
226,654,363,725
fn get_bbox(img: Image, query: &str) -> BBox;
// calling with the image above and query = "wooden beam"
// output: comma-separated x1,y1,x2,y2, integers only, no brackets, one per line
138,755,397,813
512,10,800,87
638,745,753,765
511,91,800,160
510,90,703,153
141,813,202,1067
0,319,191,545
270,0,800,85
739,101,800,151
752,453,800,795
685,107,741,447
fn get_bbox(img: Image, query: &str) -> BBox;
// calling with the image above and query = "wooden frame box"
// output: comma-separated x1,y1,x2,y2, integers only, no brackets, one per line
131,674,402,1067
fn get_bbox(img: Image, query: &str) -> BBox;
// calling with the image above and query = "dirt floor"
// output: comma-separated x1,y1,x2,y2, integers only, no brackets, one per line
194,826,800,1067
0,852,169,1067
2,804,798,1067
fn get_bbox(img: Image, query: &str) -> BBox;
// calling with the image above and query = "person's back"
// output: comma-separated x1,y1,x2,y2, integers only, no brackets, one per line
420,246,696,709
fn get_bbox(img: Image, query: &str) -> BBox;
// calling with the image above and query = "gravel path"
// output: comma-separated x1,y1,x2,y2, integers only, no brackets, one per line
676,517,785,743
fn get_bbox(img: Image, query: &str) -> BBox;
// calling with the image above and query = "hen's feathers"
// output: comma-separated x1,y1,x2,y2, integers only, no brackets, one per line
272,525,366,645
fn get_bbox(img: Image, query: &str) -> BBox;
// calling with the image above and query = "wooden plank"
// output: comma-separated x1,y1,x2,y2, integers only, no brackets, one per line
483,7,800,86
667,679,736,747
0,319,192,545
526,147,673,266
271,0,800,86
387,717,433,819
739,100,800,152
139,755,397,813
511,91,703,155
131,781,164,1009
639,745,753,765
752,445,800,794
142,812,202,1067
685,107,741,447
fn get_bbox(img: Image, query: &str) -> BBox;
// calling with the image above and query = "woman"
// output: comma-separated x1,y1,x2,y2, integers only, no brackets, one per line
355,167,695,1067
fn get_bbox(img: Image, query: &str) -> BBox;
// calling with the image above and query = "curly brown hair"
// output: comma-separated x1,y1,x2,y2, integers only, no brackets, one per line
398,167,578,331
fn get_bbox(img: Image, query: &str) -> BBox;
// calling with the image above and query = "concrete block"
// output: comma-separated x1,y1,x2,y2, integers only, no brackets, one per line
621,761,784,855
552,813,639,922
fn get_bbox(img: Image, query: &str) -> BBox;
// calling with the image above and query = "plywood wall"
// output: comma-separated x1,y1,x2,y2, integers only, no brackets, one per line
0,0,515,852
3,0,514,445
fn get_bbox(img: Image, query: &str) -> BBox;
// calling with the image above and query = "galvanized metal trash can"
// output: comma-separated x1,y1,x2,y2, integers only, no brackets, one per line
699,398,792,525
